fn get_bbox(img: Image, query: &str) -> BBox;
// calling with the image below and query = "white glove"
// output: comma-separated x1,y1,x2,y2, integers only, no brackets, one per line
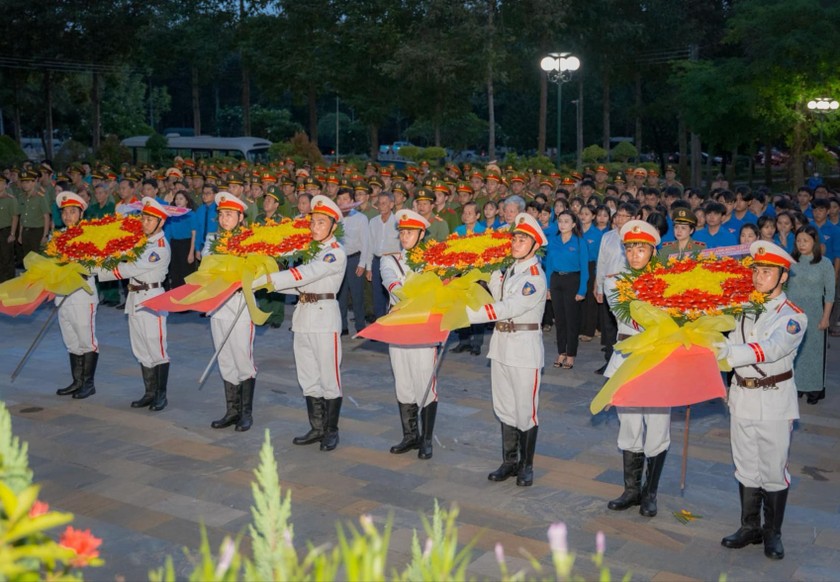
252,274,269,289
713,341,730,361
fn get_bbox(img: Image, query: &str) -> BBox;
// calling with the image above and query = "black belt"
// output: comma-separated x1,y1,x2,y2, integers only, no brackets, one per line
299,292,336,304
128,282,162,292
551,271,579,276
734,371,792,389
495,322,541,332
347,251,361,258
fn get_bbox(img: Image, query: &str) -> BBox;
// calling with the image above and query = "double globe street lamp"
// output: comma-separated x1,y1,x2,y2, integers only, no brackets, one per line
541,53,581,169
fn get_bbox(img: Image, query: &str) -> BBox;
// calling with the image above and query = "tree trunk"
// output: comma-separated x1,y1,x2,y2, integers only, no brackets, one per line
369,123,379,161
791,105,806,188
486,0,496,160
191,66,202,136
677,114,688,183
44,71,54,160
241,64,251,135
12,76,22,145
727,146,738,184
634,72,642,163
308,84,318,146
91,71,101,151
602,68,610,160
764,138,773,187
576,78,583,171
690,132,701,187
538,71,547,156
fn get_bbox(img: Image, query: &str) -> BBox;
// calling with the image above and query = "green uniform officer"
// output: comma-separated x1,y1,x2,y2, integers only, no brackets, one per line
253,186,285,328
0,176,20,282
657,207,706,263
17,171,50,262
414,187,449,242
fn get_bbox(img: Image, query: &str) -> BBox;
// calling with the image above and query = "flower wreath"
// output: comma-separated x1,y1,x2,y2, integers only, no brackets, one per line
210,217,344,264
43,215,147,270
407,230,514,279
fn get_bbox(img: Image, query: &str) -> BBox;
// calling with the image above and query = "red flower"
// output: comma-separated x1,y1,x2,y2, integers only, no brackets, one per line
59,526,102,567
28,499,49,518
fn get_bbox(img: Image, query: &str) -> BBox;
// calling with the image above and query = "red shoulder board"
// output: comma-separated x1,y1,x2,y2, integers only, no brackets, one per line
529,264,539,276
784,300,803,314
331,242,340,248
157,238,166,247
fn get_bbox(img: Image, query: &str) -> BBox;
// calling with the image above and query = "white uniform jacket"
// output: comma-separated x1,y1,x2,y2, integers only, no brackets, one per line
723,293,807,421
466,256,547,368
268,236,346,333
97,231,170,313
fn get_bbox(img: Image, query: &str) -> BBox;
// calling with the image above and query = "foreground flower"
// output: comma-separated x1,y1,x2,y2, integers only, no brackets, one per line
44,215,147,270
28,499,50,518
212,218,312,259
407,231,513,278
547,522,568,555
59,526,102,567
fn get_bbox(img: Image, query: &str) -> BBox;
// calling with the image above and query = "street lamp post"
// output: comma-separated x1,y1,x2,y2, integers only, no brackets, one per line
807,97,839,144
541,53,580,170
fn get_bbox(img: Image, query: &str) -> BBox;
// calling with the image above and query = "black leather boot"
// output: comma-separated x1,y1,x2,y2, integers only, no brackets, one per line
149,362,169,411
763,488,788,559
211,381,240,429
390,402,420,454
640,450,668,517
57,353,84,396
608,450,645,510
235,378,255,432
72,352,98,399
132,365,156,408
516,426,539,486
293,397,325,445
488,423,519,482
721,483,764,548
320,397,342,451
417,401,437,460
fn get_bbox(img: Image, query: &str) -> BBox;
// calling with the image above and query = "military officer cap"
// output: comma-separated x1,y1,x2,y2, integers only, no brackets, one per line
633,167,647,177
304,176,323,189
614,173,626,184
391,181,408,196
325,173,340,185
665,164,677,174
620,219,661,247
261,172,277,183
215,191,248,214
310,194,342,223
671,207,696,226
396,209,430,231
165,167,183,179
750,241,796,270
510,174,526,184
414,187,435,203
648,168,659,177
456,182,474,195
56,191,88,212
486,171,502,183
539,178,554,189
512,213,548,246
595,165,609,175
368,177,384,189
141,197,171,222
264,185,283,203
225,171,245,186
19,170,38,182
353,181,372,194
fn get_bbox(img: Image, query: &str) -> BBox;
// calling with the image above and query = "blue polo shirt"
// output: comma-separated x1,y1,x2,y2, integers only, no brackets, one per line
694,226,737,249
164,211,197,241
581,225,603,263
545,234,589,295
195,202,218,249
816,221,840,262
724,210,759,235
454,222,486,236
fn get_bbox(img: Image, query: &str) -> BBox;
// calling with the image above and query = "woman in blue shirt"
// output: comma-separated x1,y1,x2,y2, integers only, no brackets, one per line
545,210,588,369
578,204,603,342
163,191,197,288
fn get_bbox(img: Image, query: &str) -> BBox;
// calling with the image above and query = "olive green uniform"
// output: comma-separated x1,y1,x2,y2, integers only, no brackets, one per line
0,195,19,282
656,239,706,263
18,193,50,261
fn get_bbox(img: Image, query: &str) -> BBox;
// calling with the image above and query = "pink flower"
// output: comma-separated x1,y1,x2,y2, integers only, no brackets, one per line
59,526,102,567
28,500,50,518
596,531,606,555
547,522,567,555
494,542,505,564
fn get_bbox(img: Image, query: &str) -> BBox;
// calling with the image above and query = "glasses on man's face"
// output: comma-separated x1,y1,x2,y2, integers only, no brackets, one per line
615,213,631,219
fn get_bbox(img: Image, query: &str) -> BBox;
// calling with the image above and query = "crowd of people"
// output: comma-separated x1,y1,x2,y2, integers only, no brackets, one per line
2,154,832,561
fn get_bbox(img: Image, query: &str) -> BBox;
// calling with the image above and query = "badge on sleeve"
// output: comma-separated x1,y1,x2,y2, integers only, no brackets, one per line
148,252,160,263
522,282,536,296
786,319,801,334
323,253,336,263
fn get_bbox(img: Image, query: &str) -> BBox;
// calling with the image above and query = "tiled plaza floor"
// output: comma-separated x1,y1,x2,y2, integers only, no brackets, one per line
1,305,838,581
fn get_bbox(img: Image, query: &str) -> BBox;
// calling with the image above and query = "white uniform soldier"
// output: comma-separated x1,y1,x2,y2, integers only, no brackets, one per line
204,192,257,432
717,241,806,560
95,197,172,411
380,209,439,459
260,195,347,451
605,220,671,518
54,192,99,400
466,213,548,487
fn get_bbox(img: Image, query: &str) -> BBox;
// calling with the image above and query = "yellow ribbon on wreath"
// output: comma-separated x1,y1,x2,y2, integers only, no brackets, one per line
382,269,493,331
589,300,735,414
175,254,279,325
0,252,92,306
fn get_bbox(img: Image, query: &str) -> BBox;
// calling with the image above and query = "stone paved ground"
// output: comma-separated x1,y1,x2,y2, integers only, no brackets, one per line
1,305,838,581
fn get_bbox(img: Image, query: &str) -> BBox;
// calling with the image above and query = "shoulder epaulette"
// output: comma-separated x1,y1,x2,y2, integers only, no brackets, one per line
529,264,540,276
157,238,166,247
331,241,340,248
784,299,803,314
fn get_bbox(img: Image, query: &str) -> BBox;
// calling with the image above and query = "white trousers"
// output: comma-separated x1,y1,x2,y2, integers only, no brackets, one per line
293,332,342,399
616,407,671,457
389,345,437,407
490,360,540,431
731,415,792,492
128,308,168,368
211,315,256,384
58,303,98,354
